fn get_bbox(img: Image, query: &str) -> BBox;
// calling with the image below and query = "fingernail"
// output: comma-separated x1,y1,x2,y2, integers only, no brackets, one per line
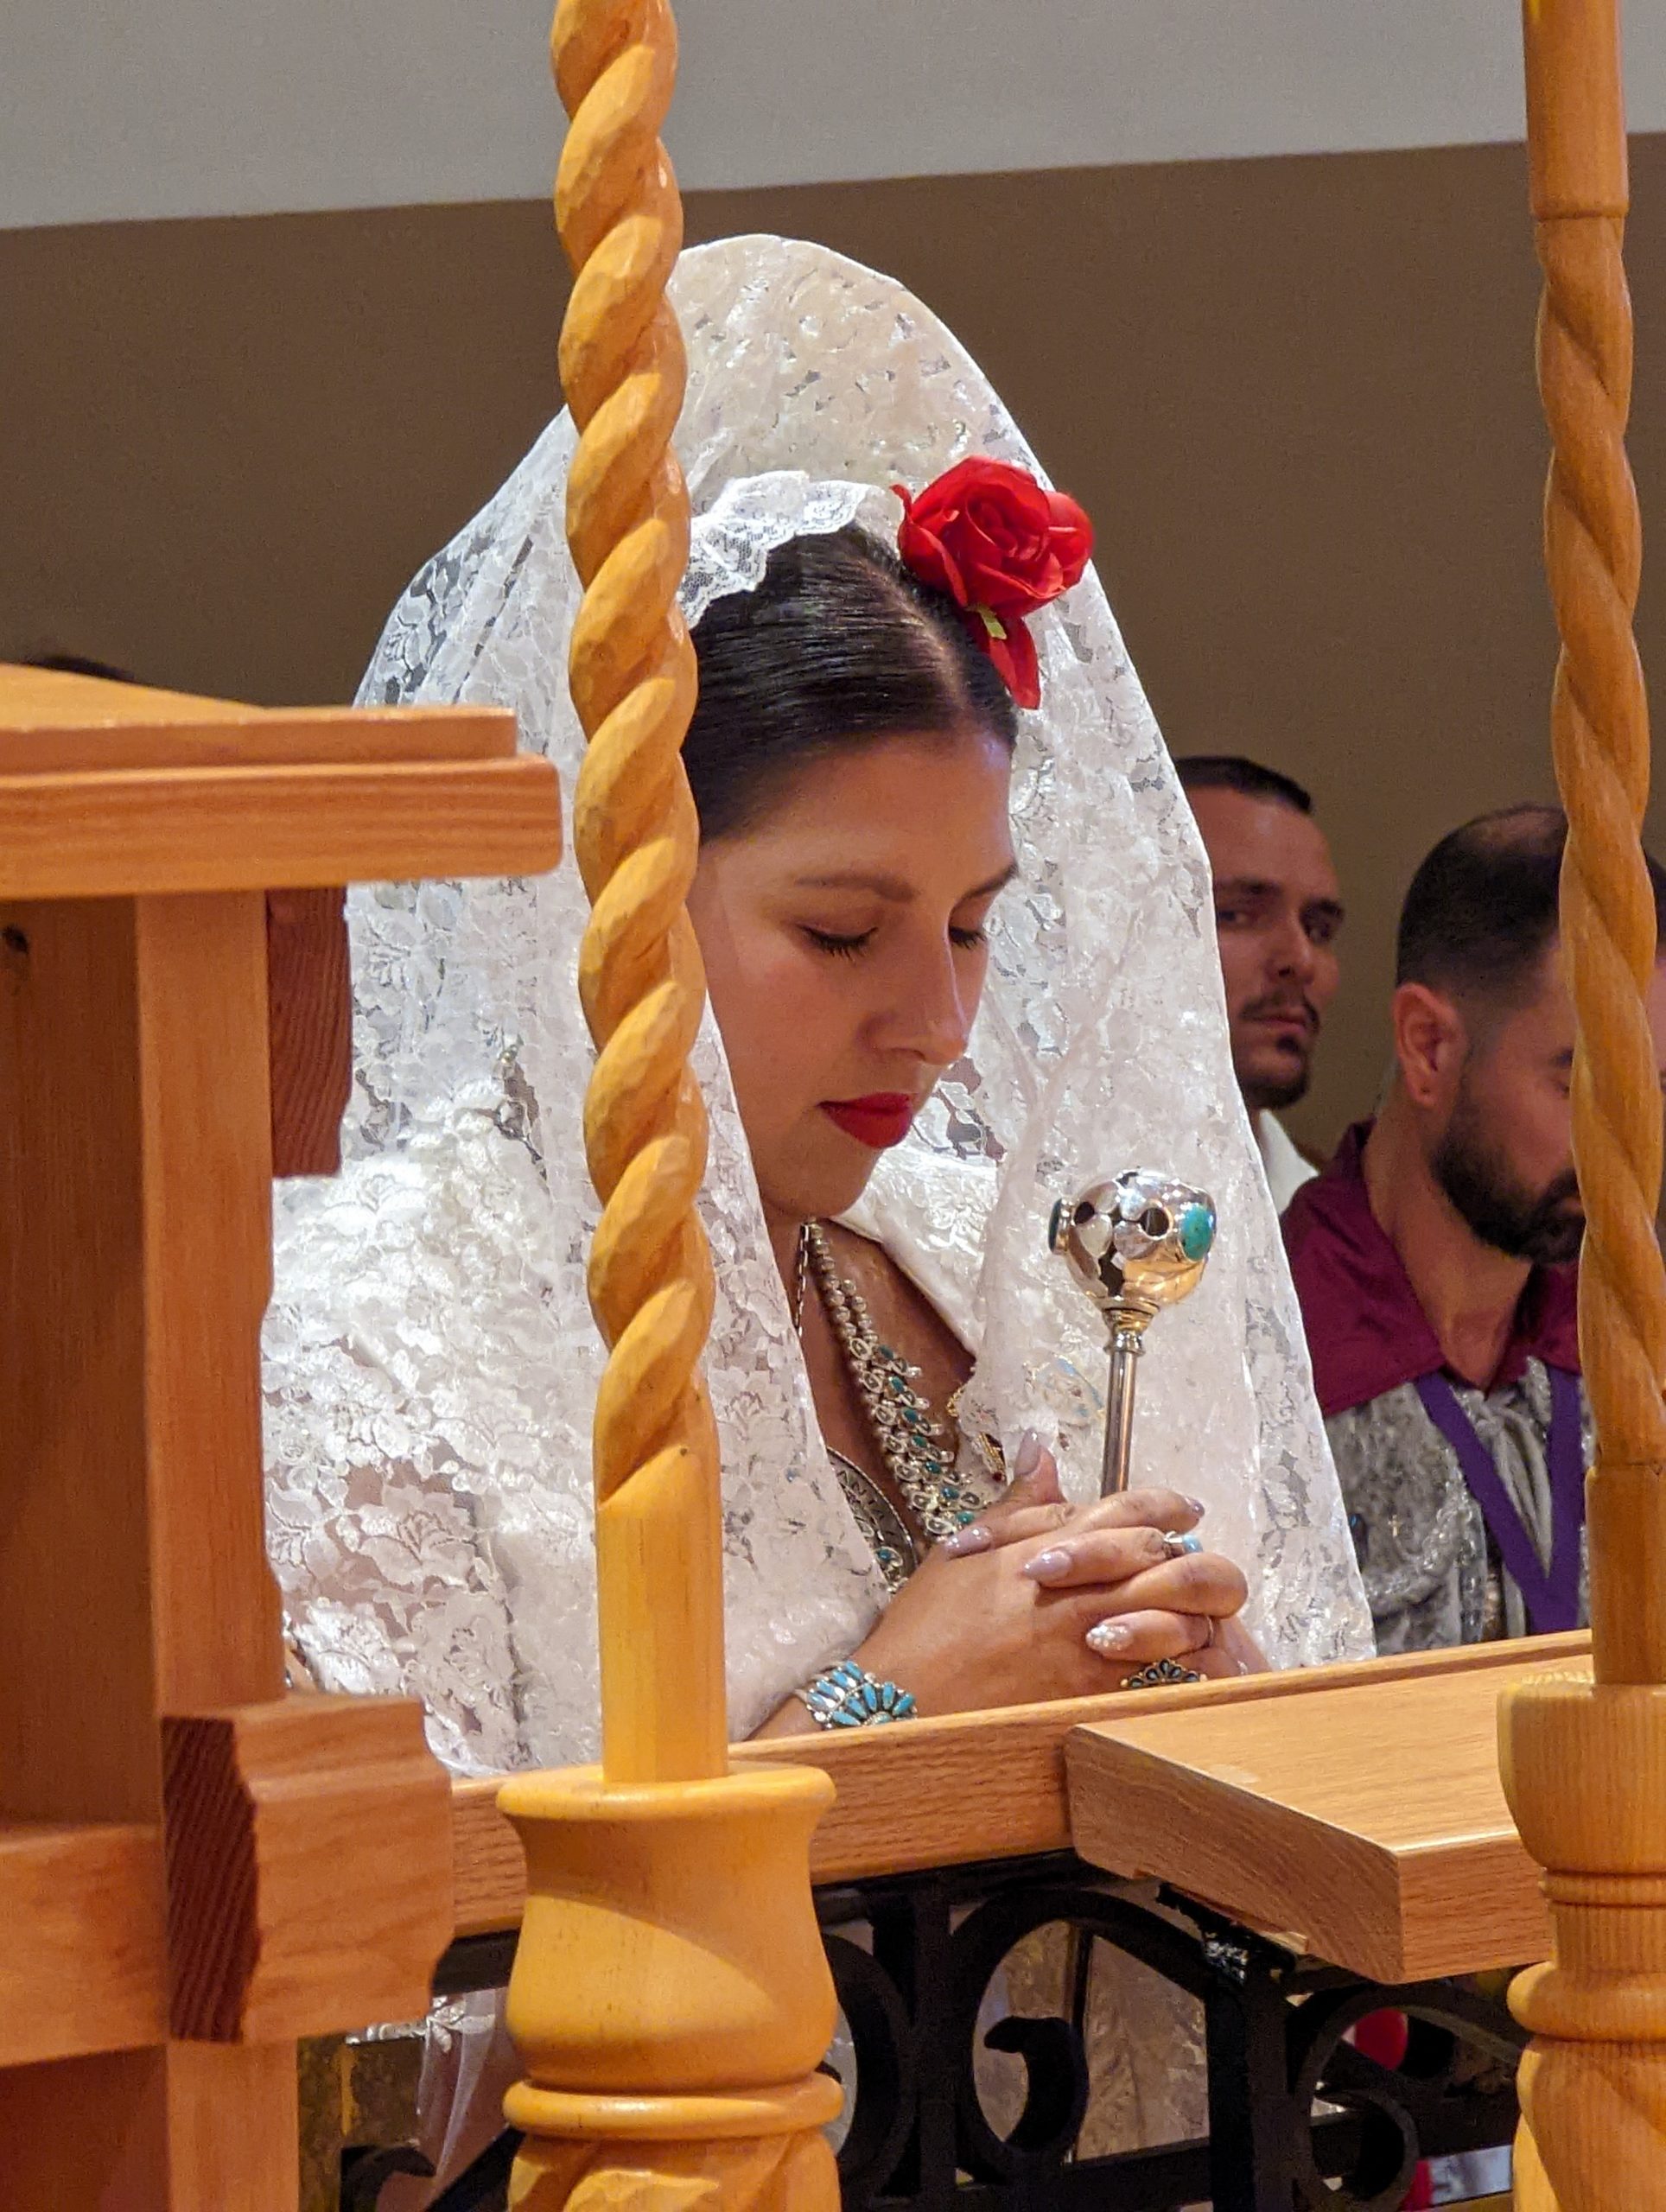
1022,1547,1072,1583
1086,1620,1134,1656
1013,1429,1042,1478
1186,1497,1206,1518
939,1523,992,1559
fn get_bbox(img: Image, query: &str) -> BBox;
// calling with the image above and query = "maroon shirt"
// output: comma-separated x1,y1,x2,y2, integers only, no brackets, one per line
1281,1122,1580,1419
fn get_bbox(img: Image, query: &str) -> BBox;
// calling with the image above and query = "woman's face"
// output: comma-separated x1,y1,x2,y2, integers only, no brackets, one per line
686,728,1015,1227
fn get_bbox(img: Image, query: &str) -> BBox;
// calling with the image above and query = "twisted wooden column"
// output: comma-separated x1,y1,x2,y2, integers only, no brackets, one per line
556,0,721,1789
496,3,840,2200
1504,3,1666,2202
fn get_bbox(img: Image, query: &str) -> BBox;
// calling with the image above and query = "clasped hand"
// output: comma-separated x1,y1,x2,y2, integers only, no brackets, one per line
852,1434,1260,1717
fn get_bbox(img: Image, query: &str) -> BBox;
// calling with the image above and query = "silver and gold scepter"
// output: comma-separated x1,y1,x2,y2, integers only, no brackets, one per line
1049,1170,1217,1496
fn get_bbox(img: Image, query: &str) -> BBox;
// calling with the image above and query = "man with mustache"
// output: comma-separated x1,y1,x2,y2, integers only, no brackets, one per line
1176,755,1344,1209
1284,804,1666,1651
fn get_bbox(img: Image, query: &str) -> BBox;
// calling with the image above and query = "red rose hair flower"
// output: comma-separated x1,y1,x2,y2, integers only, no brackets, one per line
893,457,1093,710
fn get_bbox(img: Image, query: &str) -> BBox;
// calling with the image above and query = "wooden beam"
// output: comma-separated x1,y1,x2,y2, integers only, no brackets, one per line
0,2044,301,2211
265,887,352,1178
162,1698,453,2044
0,756,562,899
1067,1653,1589,1981
451,1634,1591,1935
0,682,562,2201
0,663,515,767
0,1824,164,2069
0,889,298,2204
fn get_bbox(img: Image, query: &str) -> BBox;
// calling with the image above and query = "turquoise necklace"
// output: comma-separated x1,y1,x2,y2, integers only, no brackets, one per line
798,1222,989,1589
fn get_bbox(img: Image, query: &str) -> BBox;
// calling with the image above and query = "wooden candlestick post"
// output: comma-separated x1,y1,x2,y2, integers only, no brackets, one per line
496,2,842,2201
1503,2,1666,2202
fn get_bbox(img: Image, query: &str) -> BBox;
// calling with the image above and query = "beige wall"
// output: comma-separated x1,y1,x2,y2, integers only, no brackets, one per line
19,0,1666,227
7,138,1666,1152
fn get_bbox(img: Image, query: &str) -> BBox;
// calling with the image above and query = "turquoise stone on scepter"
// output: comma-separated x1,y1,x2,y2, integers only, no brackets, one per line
1049,1169,1217,1497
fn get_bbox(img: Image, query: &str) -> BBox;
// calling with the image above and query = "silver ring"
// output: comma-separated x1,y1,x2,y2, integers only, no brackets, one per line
1160,1529,1204,1560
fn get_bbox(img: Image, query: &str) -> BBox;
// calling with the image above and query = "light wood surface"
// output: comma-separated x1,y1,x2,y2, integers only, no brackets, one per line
0,660,515,766
265,887,353,1177
559,0,725,1789
0,2044,301,2212
3,894,177,1824
1523,0,1666,1689
0,888,302,2200
162,1697,453,2043
499,3,840,2202
0,1824,165,2068
1068,1649,1594,1983
0,756,562,898
450,1636,1591,1934
1511,4,1666,2206
137,892,286,1708
0,689,545,2198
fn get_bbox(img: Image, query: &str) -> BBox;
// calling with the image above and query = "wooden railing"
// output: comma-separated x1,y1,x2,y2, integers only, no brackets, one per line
0,669,560,2208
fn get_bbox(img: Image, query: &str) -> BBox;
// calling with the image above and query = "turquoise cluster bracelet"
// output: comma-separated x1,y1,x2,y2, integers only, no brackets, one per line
796,1659,918,1729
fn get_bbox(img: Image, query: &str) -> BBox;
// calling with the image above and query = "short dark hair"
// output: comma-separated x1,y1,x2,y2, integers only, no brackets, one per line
1396,802,1666,1009
684,525,1019,842
1173,753,1313,817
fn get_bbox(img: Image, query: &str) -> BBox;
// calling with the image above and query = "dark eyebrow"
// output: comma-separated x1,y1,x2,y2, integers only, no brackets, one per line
1212,877,1280,901
1213,880,1347,927
795,862,1020,903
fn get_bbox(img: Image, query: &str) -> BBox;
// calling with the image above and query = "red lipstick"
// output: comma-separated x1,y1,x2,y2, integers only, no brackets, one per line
820,1093,917,1149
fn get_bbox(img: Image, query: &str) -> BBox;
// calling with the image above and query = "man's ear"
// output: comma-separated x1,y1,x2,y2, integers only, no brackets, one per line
1391,982,1466,1108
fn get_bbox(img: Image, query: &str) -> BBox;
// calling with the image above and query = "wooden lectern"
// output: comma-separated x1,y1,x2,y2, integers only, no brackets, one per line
0,666,560,2207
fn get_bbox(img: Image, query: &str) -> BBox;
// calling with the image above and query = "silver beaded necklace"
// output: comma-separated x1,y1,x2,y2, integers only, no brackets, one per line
796,1221,989,1590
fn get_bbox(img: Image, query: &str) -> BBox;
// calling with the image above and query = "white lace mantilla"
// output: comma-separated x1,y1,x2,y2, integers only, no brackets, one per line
265,236,1371,1777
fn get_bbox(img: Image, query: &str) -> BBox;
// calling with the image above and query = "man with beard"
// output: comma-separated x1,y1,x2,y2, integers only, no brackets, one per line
1285,804,1666,1651
1175,755,1344,1209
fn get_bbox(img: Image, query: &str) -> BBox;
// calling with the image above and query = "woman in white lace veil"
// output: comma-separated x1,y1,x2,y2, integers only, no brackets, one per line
268,234,1367,1743
264,232,1370,2177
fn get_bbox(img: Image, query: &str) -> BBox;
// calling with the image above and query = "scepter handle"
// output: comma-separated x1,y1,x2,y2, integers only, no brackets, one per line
1101,1322,1144,1497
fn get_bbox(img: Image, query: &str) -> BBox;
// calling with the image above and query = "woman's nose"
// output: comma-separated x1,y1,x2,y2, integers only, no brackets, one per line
884,938,975,1066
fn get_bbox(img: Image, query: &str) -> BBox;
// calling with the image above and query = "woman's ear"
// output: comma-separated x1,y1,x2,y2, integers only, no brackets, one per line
1390,981,1467,1108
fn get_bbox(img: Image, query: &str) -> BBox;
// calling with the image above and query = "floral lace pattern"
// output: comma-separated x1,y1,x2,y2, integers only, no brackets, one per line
265,236,1370,1784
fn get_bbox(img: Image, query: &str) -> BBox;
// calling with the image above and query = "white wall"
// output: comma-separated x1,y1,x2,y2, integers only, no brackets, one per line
9,0,1666,231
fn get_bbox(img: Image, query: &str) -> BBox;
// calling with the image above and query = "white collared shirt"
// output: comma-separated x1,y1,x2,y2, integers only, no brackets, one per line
1256,1109,1319,1214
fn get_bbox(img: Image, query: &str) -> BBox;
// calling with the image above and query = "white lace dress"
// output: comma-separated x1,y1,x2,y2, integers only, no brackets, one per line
262,233,1372,2182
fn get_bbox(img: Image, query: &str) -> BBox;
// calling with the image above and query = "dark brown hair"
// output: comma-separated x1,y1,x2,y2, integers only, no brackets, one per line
684,525,1019,842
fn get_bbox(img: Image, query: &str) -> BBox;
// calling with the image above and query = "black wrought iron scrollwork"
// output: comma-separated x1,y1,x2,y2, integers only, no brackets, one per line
346,1850,1524,2210
1282,1976,1523,2212
942,1875,1207,2183
340,2143,434,2210
345,2125,522,2212
823,1926,919,2201
817,1853,1525,2211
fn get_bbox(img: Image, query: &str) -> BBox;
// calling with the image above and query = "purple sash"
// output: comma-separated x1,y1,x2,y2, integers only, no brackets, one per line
1415,1366,1585,1633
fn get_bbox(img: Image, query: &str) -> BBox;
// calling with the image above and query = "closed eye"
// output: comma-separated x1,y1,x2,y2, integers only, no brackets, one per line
951,924,989,950
804,926,873,959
